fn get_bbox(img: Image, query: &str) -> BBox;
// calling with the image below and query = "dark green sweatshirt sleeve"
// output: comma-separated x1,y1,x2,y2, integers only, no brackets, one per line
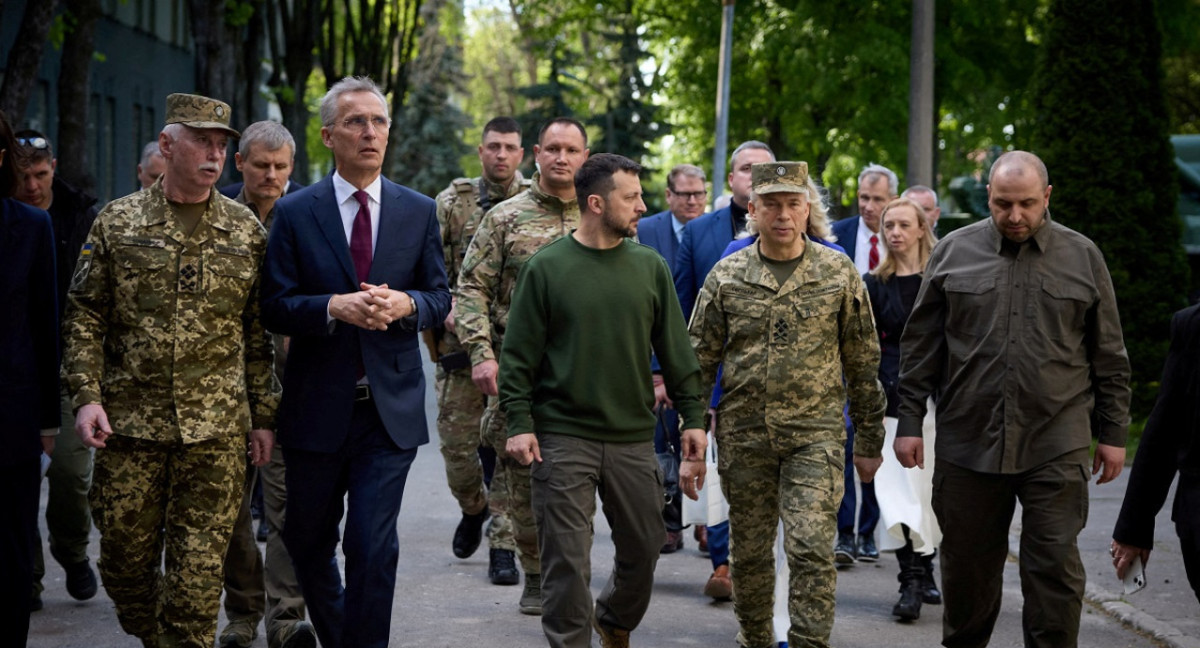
652,258,707,430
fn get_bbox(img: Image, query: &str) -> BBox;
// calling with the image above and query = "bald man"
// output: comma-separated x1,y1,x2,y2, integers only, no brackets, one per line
894,151,1131,648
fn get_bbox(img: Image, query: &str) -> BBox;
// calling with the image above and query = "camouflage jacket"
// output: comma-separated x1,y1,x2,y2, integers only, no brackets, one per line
63,179,280,443
455,173,580,366
688,237,886,457
434,171,529,356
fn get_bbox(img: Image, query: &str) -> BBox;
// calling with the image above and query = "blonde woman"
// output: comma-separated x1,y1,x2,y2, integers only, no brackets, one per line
864,197,940,622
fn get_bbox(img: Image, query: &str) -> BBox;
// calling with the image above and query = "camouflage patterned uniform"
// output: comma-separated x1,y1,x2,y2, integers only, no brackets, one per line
63,177,279,648
689,237,885,648
455,173,580,576
434,172,529,551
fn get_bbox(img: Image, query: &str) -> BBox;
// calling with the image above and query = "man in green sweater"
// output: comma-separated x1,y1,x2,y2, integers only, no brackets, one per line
499,153,708,648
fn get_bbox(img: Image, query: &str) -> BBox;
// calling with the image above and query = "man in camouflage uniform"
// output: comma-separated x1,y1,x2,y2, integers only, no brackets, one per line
456,116,589,614
688,162,886,648
433,116,530,585
63,93,279,648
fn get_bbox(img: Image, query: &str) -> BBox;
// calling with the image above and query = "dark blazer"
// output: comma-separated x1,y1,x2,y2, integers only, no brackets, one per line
0,199,60,463
261,175,451,453
674,206,735,320
1113,303,1200,549
830,215,861,261
220,180,305,200
637,210,680,269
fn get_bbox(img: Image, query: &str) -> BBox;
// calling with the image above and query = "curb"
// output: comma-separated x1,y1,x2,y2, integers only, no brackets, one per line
1008,534,1198,648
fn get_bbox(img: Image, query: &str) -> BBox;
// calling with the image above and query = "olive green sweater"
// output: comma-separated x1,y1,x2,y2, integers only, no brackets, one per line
499,235,706,442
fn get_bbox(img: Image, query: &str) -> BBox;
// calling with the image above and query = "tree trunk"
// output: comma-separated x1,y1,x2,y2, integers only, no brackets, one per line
186,0,240,184
0,0,59,121
267,0,318,184
56,0,102,197
906,0,935,187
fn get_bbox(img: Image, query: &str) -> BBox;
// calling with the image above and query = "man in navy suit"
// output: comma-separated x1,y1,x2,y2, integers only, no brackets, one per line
261,76,451,648
0,110,60,648
638,163,708,553
829,163,898,565
673,141,774,600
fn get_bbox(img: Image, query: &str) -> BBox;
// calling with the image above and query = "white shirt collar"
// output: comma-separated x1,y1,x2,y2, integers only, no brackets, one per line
332,171,382,207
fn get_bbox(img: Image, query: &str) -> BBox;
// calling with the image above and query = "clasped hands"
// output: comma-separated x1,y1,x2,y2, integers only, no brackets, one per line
330,282,414,330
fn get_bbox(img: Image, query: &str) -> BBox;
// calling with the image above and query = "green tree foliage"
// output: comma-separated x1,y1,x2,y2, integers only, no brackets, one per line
1030,0,1189,417
390,0,472,196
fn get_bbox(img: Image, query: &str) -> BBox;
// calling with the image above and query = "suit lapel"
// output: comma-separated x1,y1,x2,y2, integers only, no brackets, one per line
310,177,358,287
369,179,405,284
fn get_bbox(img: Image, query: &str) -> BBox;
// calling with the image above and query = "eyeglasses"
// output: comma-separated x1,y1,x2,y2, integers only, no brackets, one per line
670,189,707,201
17,137,49,150
340,116,391,131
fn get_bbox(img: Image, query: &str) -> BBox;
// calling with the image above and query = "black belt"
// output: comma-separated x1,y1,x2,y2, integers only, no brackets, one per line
354,384,372,402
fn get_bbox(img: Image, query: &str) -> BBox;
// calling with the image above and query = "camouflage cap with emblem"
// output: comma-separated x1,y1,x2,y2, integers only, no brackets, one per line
752,161,809,195
165,93,240,138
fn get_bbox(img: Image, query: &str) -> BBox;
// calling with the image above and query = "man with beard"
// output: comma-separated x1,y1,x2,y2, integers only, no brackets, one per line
500,153,708,648
456,117,589,614
896,150,1130,647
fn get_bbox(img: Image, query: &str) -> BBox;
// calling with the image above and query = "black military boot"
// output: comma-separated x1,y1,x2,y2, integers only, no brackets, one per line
921,551,942,604
892,543,924,621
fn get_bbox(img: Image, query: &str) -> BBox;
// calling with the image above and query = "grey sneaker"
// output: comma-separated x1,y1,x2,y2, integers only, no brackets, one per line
519,572,542,615
218,617,259,648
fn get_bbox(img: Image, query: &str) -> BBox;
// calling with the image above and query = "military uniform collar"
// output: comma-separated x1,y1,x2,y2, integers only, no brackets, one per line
529,172,577,211
740,234,816,295
482,170,525,202
145,180,239,244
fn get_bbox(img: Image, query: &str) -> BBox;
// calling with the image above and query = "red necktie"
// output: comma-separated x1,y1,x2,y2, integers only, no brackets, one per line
351,190,373,283
868,234,880,270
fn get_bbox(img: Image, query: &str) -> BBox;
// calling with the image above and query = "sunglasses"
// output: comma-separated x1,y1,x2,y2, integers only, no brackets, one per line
17,137,49,150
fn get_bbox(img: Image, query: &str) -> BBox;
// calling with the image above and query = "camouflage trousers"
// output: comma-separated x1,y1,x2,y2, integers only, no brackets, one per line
91,433,244,648
436,367,515,551
718,433,844,648
483,397,539,574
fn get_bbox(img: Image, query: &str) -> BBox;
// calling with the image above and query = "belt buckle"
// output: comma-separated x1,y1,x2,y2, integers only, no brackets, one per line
354,384,371,401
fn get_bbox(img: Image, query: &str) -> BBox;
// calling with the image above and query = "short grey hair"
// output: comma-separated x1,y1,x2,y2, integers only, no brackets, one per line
319,76,390,127
730,140,775,168
901,184,939,205
859,163,898,195
139,141,162,167
667,164,706,192
238,121,296,158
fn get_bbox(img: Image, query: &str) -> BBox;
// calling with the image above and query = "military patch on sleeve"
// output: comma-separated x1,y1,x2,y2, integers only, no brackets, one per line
69,244,93,293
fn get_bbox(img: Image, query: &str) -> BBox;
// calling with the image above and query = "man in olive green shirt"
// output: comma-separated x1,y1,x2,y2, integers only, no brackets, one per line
895,150,1130,648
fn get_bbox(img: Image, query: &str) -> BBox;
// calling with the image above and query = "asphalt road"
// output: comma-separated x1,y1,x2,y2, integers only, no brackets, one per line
26,354,1191,647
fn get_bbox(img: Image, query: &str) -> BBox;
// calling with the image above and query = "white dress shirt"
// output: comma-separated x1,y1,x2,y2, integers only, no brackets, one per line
852,217,886,275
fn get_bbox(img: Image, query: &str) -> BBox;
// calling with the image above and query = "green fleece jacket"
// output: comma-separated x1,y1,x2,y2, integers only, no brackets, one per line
499,234,706,442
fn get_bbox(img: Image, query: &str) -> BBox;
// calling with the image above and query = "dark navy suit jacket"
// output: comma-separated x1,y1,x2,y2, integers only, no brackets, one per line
0,199,60,464
673,206,735,320
637,210,680,270
830,215,861,261
261,175,451,453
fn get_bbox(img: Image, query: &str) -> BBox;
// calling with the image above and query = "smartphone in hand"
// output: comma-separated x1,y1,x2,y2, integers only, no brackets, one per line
1123,556,1147,595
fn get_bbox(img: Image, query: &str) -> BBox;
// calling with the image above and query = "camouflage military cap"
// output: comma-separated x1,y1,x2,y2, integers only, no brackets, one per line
165,93,240,138
752,161,809,195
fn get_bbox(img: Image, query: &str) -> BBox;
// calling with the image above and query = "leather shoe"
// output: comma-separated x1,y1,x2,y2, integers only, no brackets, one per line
65,559,98,600
703,563,732,600
694,525,709,555
857,535,879,562
452,506,489,559
660,530,684,554
30,595,43,612
274,621,317,648
256,518,270,543
593,616,631,648
834,533,857,564
489,547,520,585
